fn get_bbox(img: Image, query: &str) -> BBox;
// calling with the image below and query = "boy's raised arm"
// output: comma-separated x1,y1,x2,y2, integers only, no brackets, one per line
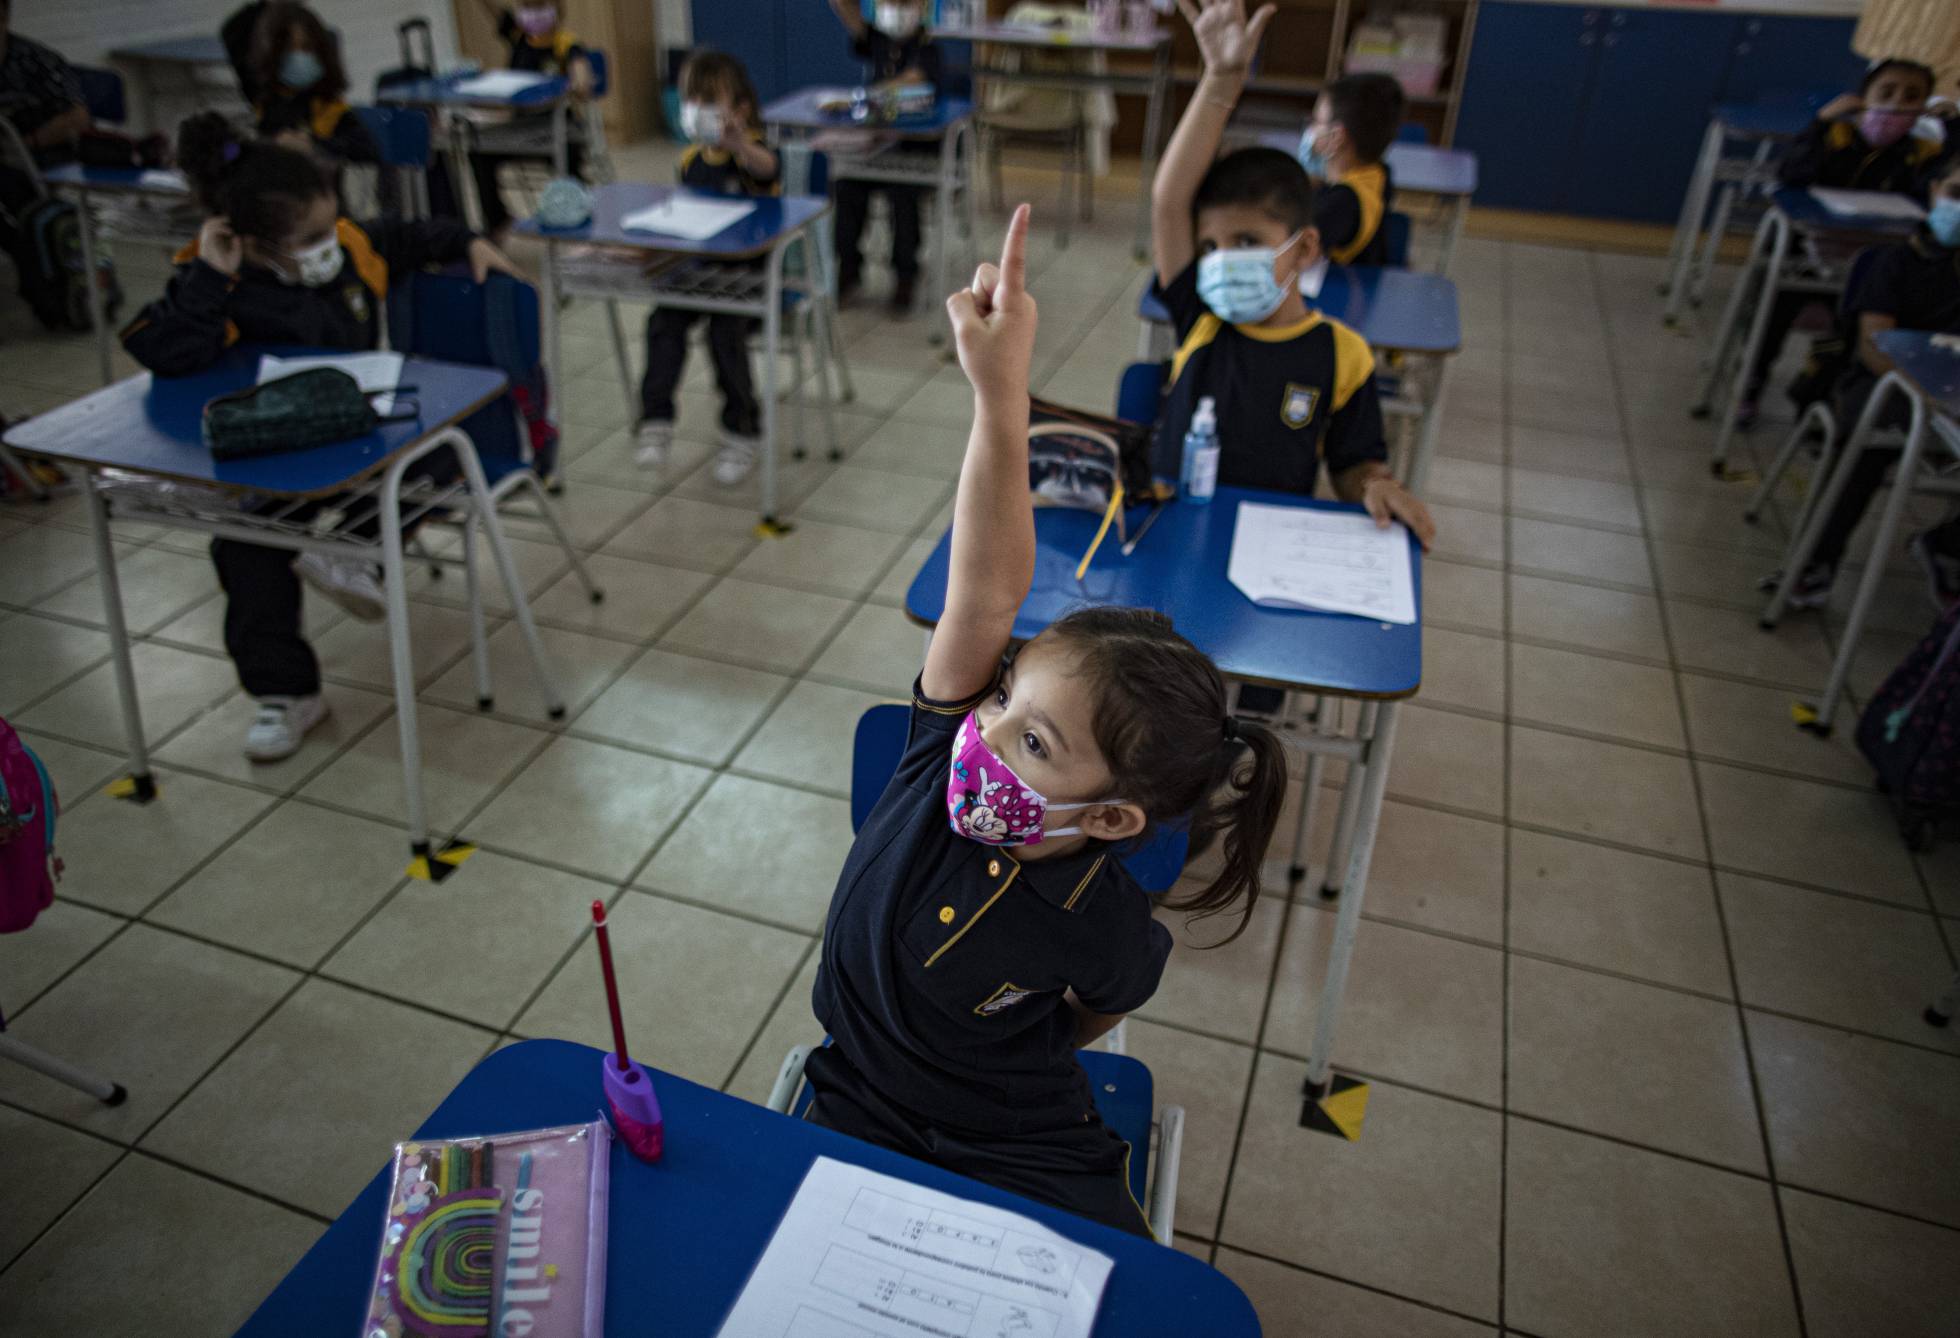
923,205,1038,705
1153,0,1276,286
826,0,868,42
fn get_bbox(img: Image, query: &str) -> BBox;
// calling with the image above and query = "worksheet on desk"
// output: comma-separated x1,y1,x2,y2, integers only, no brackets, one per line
452,69,553,97
257,351,405,415
1227,500,1417,624
716,1157,1113,1338
620,196,756,240
1807,188,1926,221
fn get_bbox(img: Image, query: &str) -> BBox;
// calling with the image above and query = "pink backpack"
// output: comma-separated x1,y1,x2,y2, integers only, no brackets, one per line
0,717,62,933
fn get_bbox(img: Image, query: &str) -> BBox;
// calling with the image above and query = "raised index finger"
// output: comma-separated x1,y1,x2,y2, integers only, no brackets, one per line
997,203,1030,298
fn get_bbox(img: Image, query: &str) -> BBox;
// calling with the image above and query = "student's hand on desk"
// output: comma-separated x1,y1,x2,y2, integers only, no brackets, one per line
948,203,1036,406
1818,94,1864,122
198,217,243,277
1176,0,1277,78
1362,475,1435,551
468,238,523,284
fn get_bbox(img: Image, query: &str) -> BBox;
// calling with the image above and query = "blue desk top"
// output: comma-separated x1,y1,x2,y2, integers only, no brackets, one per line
1714,101,1818,139
234,1039,1259,1337
764,87,975,136
108,34,229,64
1139,265,1460,355
1876,329,1960,419
907,490,1423,697
42,162,190,195
0,348,506,498
517,182,830,257
377,73,568,111
1773,186,1923,239
1252,132,1477,198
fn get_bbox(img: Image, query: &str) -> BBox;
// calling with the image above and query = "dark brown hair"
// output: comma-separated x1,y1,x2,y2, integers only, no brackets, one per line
249,1,349,102
1325,72,1405,165
1038,606,1288,942
1194,146,1316,231
679,49,760,118
178,110,333,242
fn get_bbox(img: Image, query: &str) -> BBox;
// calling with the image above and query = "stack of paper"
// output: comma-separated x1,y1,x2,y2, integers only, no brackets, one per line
1227,500,1417,624
257,351,405,416
716,1157,1113,1337
1808,188,1925,222
620,196,755,240
452,69,552,98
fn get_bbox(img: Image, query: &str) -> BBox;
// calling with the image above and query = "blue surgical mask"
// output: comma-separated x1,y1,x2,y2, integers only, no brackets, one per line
1929,197,1960,248
280,49,324,91
1196,232,1303,325
1297,125,1329,179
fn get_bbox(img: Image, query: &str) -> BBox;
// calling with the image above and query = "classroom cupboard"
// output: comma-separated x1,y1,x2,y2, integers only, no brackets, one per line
1452,2,1864,222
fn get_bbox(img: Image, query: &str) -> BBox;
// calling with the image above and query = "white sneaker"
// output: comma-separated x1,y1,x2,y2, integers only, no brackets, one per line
243,694,329,762
634,420,672,468
296,552,386,623
712,428,761,486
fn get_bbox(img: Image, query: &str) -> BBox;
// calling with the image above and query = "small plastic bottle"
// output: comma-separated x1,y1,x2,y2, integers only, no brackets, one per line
1181,395,1220,505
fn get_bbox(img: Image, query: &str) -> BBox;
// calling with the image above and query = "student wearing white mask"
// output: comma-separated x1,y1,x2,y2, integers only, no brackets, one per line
463,0,597,240
245,2,378,171
825,0,943,311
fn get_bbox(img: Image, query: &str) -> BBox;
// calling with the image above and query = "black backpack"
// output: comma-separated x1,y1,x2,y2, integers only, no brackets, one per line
9,196,121,333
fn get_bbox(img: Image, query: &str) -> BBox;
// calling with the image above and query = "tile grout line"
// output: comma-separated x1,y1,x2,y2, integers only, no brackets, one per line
1591,249,1811,1338
1495,234,1514,1335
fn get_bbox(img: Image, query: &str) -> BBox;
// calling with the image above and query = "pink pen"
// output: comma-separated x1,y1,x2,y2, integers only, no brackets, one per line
591,901,664,1161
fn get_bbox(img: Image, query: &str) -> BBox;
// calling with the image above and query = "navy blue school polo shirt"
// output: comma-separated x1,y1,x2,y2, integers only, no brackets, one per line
812,677,1173,1136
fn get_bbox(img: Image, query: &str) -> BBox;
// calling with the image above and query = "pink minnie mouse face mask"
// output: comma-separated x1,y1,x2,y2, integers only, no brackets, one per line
945,712,1123,847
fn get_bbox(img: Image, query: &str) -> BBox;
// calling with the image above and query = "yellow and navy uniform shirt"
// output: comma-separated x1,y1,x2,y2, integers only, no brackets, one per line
1315,160,1394,266
1830,227,1960,401
812,676,1173,1137
120,215,478,378
498,10,587,77
679,134,781,198
1777,117,1952,198
1148,258,1387,495
254,86,380,165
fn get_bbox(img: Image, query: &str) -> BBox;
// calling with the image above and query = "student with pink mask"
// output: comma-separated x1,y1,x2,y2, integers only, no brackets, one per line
464,0,596,240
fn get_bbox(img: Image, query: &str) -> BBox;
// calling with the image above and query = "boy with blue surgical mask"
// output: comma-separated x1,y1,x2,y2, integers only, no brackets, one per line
1297,72,1401,266
1763,162,1960,612
1149,0,1433,548
633,50,780,483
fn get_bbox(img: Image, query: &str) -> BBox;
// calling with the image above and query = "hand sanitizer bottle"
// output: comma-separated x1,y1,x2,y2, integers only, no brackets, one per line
1181,395,1219,504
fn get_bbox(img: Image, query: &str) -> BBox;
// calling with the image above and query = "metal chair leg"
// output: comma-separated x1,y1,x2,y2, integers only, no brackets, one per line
512,472,602,604
462,516,494,710
1744,401,1835,526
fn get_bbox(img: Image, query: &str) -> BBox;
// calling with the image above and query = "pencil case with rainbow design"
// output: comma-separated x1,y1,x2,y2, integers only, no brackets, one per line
363,1119,611,1338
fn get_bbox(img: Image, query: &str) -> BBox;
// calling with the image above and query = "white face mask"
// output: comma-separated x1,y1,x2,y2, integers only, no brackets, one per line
679,102,724,145
276,234,344,288
874,3,922,39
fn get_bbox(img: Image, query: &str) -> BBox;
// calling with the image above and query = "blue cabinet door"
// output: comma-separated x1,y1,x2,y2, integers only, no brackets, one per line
781,1,872,96
1451,2,1600,213
1719,15,1863,106
692,0,785,102
1563,8,1736,221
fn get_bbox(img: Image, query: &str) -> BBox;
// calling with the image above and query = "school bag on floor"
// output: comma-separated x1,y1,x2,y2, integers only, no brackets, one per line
0,716,62,932
8,196,121,333
1855,601,1960,850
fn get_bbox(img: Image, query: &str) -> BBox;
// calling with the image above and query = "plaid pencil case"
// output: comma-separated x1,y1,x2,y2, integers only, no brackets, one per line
201,367,416,461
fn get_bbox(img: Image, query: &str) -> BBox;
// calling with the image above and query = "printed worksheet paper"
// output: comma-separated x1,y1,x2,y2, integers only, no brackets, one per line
716,1157,1112,1338
1227,500,1417,624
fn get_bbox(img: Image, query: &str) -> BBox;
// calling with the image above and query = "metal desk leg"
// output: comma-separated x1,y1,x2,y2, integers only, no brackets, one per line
604,298,638,426
1663,118,1722,317
462,513,493,709
552,100,570,178
1802,380,1928,736
929,128,955,346
1436,193,1466,279
1302,698,1399,1101
539,242,562,434
1761,372,1910,629
1406,355,1447,495
1283,695,1327,887
1318,700,1377,901
1694,208,1773,412
448,430,566,720
378,457,433,857
1705,210,1788,476
74,184,112,386
1133,42,1170,261
758,240,787,535
85,473,155,802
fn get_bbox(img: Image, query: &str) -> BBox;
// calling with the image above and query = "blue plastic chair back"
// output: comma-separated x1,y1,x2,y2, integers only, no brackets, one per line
586,48,610,98
1116,360,1166,425
1384,210,1412,268
1838,245,1881,318
1395,122,1428,144
386,270,542,477
352,105,433,168
851,704,1189,892
75,66,126,125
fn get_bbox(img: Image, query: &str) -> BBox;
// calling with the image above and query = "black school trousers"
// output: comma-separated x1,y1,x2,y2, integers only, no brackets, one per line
638,306,760,435
834,179,924,285
801,1042,1155,1240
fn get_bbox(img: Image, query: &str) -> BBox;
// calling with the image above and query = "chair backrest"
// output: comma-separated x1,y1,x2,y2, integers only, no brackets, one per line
1383,210,1412,268
75,66,126,125
1116,360,1166,426
352,105,432,169
585,48,610,98
386,270,543,471
1395,122,1429,144
1837,245,1882,318
851,704,1190,892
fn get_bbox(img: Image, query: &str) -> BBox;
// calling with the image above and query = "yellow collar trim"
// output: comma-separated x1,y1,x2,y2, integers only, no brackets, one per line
1235,309,1324,342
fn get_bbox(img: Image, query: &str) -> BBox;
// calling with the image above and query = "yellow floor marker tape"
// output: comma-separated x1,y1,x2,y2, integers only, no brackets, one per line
1301,1075,1370,1141
753,517,794,539
104,775,159,804
407,840,478,883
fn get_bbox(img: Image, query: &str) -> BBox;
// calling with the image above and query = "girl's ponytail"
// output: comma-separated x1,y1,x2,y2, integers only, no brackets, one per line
173,111,332,242
1162,717,1287,941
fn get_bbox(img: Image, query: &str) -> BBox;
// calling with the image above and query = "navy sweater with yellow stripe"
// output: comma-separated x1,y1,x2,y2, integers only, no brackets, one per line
121,216,477,377
1778,117,1950,197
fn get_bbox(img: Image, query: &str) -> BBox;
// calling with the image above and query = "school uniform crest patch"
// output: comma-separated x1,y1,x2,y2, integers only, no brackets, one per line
342,283,370,324
974,982,1036,1016
1281,382,1319,428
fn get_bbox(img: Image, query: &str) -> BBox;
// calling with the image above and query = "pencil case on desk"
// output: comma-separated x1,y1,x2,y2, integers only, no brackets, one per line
364,1118,611,1338
202,368,417,461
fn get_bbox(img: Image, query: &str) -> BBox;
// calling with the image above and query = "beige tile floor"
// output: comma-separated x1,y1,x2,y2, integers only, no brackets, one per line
3,143,1959,1336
